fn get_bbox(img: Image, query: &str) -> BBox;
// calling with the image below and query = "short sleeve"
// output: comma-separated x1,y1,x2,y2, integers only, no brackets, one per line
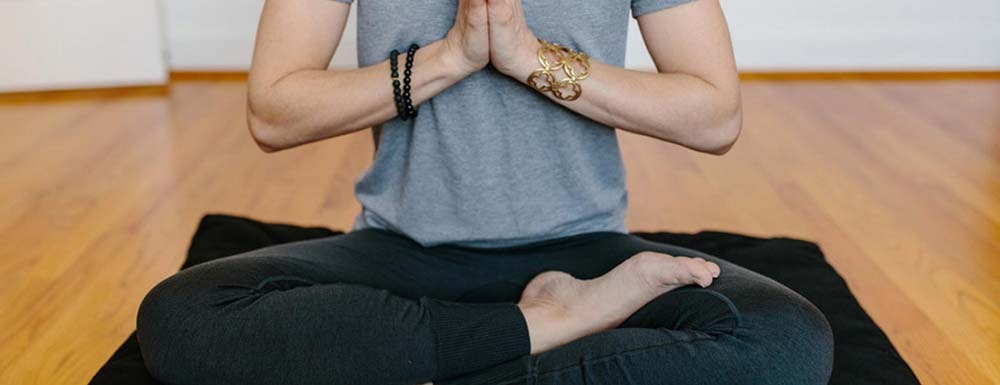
332,0,353,4
631,0,698,18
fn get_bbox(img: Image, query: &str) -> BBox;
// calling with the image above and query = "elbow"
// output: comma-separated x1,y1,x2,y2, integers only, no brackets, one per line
696,97,743,156
701,108,742,155
246,96,285,153
247,112,281,153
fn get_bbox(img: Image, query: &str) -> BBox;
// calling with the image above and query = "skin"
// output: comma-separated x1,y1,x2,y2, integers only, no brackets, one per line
247,0,735,357
486,0,743,154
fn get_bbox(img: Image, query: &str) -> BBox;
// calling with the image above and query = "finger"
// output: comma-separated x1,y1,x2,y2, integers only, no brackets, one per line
468,0,487,16
454,0,465,31
465,0,488,29
510,0,525,17
487,0,516,25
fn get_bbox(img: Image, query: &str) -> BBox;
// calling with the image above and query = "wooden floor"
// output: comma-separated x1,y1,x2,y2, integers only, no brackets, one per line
1,74,998,384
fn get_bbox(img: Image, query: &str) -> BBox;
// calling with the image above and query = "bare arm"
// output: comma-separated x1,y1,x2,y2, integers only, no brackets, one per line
492,0,742,155
246,0,488,152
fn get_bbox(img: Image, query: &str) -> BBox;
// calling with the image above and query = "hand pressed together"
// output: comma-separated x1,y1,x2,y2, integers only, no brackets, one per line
441,0,542,79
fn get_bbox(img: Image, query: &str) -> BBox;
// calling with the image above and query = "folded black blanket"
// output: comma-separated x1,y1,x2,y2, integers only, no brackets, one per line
90,214,919,385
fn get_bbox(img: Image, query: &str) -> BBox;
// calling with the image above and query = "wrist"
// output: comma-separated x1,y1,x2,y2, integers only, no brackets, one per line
501,37,543,83
433,38,481,81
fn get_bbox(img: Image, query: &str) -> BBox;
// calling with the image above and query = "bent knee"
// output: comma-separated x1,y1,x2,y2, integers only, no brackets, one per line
781,291,833,354
784,298,834,384
743,291,834,384
135,272,213,383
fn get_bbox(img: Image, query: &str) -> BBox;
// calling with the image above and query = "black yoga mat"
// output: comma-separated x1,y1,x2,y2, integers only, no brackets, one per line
90,214,920,385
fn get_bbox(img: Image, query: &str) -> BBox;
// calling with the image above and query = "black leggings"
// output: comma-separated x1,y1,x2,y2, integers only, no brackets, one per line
137,227,834,385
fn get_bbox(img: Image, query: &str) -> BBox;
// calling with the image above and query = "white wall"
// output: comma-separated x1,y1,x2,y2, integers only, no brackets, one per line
164,0,357,71
0,0,167,92
164,0,1000,71
715,0,1000,71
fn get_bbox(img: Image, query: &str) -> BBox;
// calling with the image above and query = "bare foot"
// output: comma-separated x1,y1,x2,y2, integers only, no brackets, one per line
517,251,721,354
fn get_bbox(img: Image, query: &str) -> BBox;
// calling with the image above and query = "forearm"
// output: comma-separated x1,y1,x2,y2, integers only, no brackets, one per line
247,39,469,152
503,41,742,154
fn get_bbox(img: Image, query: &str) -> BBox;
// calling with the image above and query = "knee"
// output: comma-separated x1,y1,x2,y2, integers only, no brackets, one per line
785,292,833,355
135,272,206,383
747,290,834,384
788,296,834,384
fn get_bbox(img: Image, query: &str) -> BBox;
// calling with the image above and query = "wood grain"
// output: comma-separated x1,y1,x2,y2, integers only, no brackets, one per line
0,74,997,384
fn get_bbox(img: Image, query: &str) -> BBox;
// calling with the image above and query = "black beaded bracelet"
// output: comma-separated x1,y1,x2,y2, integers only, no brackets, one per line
402,43,419,119
389,43,420,120
389,49,407,120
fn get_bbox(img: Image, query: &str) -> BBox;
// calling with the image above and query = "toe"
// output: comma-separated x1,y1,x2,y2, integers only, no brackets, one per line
692,257,720,279
685,259,715,287
707,261,721,278
669,257,709,287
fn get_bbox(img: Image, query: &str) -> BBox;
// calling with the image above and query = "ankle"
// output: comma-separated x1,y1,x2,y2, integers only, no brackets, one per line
518,301,578,354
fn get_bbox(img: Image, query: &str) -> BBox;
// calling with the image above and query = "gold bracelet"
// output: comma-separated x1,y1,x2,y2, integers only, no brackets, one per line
526,38,590,101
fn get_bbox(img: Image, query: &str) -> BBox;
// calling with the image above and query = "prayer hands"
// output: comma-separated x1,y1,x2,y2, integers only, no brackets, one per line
484,0,542,77
441,0,491,76
441,0,542,78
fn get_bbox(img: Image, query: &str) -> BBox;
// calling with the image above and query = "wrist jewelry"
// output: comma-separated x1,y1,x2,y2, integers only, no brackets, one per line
402,43,419,119
389,43,420,120
526,38,590,101
389,49,406,119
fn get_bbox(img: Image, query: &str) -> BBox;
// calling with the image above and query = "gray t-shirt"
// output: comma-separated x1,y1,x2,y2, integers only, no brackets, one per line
334,0,695,248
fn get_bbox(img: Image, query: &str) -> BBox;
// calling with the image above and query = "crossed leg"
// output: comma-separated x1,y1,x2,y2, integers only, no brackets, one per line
136,228,833,385
439,233,835,385
137,228,537,385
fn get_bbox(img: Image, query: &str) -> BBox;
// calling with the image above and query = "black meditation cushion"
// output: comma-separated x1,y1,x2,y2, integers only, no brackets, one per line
90,214,919,385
